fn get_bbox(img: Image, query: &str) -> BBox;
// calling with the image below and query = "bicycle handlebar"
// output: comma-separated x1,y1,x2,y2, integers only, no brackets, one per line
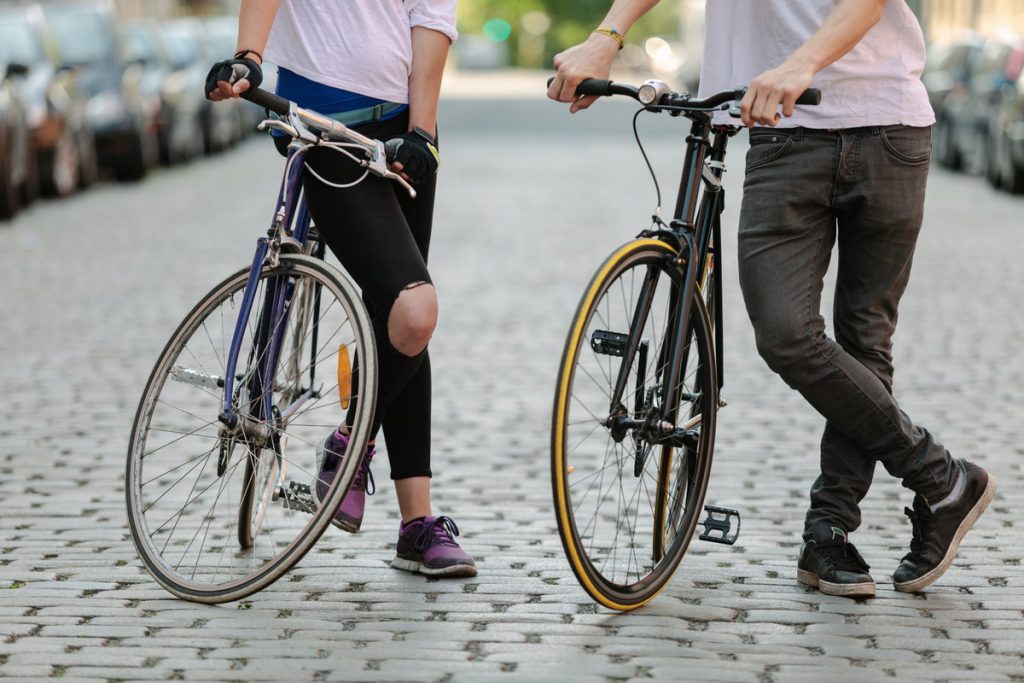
240,86,291,117
547,77,821,112
237,85,416,197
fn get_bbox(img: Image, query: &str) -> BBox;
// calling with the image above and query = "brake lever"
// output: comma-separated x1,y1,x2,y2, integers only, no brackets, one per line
363,140,417,198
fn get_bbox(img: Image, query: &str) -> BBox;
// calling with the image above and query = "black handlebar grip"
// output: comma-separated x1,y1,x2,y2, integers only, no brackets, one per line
574,79,614,97
240,87,291,116
796,88,822,106
545,76,614,97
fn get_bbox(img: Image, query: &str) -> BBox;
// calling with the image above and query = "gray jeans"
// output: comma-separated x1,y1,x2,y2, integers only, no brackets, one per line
737,125,958,540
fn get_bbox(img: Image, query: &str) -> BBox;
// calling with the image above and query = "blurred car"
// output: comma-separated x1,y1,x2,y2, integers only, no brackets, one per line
935,34,1023,175
0,4,97,198
44,1,157,181
924,36,983,169
0,61,32,219
986,38,1024,193
162,18,239,155
121,19,204,165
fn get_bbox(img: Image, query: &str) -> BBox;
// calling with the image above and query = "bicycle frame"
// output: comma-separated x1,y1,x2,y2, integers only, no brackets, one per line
218,139,322,441
607,113,735,440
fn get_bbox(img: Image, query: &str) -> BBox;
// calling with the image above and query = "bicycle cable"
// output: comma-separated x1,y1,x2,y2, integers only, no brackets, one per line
301,141,372,189
632,107,663,223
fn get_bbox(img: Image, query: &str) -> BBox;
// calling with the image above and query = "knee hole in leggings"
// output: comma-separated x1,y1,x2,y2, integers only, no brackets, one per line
387,283,437,357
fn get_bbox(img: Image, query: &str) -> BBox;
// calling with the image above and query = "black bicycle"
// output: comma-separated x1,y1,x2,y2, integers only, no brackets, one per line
550,78,820,610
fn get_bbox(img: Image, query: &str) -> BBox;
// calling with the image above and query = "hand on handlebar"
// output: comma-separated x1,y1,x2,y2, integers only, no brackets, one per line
547,34,619,113
739,59,815,127
205,58,263,102
384,129,440,185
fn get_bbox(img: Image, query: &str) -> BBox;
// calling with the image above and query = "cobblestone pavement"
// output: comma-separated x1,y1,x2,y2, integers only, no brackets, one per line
2,85,1023,682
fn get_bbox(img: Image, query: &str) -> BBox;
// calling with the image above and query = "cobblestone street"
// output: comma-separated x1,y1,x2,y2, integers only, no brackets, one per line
2,82,1023,682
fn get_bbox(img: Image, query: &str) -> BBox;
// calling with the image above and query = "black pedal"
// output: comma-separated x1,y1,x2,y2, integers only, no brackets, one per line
280,481,318,514
699,505,740,545
591,330,628,357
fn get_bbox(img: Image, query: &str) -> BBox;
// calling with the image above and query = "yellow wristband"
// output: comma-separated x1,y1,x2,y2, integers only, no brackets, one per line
594,27,625,50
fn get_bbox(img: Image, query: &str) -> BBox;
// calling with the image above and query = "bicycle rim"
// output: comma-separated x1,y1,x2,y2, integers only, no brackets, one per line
552,239,717,610
126,255,376,602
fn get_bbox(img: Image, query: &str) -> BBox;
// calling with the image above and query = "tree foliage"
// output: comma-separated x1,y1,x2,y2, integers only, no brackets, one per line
457,0,679,67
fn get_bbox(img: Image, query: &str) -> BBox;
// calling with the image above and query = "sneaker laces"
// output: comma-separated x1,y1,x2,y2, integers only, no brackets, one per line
353,447,376,496
815,539,870,573
903,503,932,559
410,516,460,551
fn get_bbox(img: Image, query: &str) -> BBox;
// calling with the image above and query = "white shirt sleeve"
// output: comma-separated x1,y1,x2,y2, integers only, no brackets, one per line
407,0,458,43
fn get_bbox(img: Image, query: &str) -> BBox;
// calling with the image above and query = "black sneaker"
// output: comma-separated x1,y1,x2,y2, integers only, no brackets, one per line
893,461,996,593
797,526,875,598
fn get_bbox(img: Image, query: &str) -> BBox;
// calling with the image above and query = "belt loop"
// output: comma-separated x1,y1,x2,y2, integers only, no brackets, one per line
372,103,384,121
793,127,804,141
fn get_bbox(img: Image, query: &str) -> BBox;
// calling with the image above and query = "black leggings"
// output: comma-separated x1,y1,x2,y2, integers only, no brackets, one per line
275,112,434,479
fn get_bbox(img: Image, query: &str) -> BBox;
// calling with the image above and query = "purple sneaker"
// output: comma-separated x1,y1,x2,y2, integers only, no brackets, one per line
392,516,477,578
313,427,375,533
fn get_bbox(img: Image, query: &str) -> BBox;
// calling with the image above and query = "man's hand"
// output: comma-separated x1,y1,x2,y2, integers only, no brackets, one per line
547,33,620,113
739,56,815,127
205,58,263,101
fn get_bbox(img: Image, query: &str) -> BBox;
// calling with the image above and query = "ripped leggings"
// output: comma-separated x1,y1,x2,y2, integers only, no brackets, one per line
275,112,434,479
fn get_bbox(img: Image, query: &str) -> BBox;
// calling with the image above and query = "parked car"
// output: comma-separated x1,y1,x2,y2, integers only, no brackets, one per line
44,1,157,181
934,34,1024,175
0,61,32,219
0,4,97,197
161,18,239,155
121,19,204,165
985,38,1024,193
924,36,983,169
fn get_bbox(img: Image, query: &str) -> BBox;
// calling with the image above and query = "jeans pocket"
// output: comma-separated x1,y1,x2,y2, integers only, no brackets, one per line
746,130,796,172
879,125,932,165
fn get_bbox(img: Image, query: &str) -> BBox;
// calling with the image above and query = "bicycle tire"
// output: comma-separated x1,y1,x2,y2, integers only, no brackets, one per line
126,254,376,603
552,239,718,610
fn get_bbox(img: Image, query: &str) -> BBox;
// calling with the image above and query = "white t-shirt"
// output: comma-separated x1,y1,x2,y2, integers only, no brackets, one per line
265,0,458,104
698,0,935,128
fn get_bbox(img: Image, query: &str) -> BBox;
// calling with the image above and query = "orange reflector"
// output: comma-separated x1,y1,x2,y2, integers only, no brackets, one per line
337,345,352,409
567,466,575,474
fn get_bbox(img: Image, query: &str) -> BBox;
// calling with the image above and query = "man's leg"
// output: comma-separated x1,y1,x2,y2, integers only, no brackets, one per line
740,128,959,526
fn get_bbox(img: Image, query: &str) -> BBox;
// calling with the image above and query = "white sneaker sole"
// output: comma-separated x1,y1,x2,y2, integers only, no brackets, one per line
391,556,478,578
893,473,997,593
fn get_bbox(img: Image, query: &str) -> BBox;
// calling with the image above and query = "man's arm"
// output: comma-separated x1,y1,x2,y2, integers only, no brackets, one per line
210,0,280,100
741,0,887,126
547,0,660,113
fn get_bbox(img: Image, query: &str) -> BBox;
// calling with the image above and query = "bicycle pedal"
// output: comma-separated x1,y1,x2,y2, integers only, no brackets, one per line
699,505,740,545
280,481,318,514
591,330,628,357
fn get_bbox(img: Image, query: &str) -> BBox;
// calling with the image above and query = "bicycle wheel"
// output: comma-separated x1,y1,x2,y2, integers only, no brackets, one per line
552,239,717,610
126,254,376,603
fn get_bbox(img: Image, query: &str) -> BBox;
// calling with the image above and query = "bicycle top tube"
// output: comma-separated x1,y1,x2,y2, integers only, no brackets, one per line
239,85,416,198
553,77,821,120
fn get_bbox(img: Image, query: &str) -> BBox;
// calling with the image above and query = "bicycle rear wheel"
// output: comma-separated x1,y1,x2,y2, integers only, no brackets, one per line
552,239,717,610
126,254,376,603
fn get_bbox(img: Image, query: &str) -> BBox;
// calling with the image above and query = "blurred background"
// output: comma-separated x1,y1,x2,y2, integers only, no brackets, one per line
1,0,1023,223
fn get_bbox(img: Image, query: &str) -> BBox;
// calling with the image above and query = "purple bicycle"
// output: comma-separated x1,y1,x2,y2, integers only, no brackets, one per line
126,87,412,603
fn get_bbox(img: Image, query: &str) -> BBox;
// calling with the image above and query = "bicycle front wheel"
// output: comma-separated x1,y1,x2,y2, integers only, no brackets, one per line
126,254,376,603
552,239,718,610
